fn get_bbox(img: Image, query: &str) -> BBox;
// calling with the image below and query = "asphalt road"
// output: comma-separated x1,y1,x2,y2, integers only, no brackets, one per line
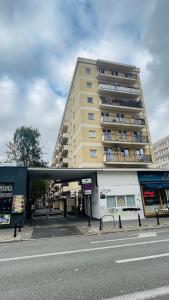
1,229,169,299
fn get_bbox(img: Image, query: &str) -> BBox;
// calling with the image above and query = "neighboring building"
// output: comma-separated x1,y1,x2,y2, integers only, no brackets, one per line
54,57,154,168
153,135,169,169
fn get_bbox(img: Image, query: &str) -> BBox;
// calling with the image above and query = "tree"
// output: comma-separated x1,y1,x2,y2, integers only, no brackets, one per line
6,126,47,167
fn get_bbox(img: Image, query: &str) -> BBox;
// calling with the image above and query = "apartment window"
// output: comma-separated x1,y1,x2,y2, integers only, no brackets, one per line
87,97,93,103
90,149,97,158
88,112,94,120
89,130,96,138
86,82,92,88
86,68,91,74
106,195,136,208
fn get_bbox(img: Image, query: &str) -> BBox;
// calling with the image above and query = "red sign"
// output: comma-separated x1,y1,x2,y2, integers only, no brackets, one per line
144,191,155,197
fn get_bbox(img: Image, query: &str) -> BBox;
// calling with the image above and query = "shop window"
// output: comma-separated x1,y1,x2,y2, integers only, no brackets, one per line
117,196,125,207
126,195,136,206
106,194,136,208
107,196,116,208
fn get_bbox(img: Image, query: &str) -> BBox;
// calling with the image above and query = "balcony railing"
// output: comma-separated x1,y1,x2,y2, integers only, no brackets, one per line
100,98,142,109
102,133,148,143
104,152,152,163
97,70,137,80
101,116,145,126
98,84,141,95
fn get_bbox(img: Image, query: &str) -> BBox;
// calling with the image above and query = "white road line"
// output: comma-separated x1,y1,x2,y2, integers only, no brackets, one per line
90,233,156,244
116,252,169,263
1,238,169,263
103,285,169,299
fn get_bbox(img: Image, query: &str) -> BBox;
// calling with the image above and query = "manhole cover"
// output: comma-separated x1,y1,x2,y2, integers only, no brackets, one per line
31,226,82,239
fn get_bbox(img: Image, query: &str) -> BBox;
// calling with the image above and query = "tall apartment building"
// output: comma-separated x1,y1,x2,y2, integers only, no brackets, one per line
153,136,169,168
52,57,153,168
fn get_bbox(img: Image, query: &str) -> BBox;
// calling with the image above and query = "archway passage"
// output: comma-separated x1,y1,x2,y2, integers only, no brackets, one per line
27,168,97,230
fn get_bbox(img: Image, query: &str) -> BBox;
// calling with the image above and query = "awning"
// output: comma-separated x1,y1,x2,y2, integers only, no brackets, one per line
142,182,169,189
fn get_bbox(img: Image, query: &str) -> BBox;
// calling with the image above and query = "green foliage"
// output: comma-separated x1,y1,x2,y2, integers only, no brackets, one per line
6,126,47,167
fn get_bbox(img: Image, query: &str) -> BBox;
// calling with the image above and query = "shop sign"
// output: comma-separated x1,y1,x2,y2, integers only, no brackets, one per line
82,178,91,184
144,191,155,197
12,195,25,213
0,184,13,192
0,214,11,225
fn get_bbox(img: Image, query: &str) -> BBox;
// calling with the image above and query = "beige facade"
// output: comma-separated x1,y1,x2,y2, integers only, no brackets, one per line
153,136,169,168
52,57,154,168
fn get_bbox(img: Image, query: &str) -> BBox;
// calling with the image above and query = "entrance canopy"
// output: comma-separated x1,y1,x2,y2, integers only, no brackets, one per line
28,168,97,182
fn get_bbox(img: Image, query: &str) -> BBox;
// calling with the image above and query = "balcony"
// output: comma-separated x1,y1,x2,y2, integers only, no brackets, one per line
99,98,143,112
101,116,145,129
61,132,68,144
62,121,68,133
104,152,152,165
98,84,141,97
97,70,137,84
61,144,68,157
102,133,149,145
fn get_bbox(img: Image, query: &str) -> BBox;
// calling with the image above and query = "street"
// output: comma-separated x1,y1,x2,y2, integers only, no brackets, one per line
1,229,169,299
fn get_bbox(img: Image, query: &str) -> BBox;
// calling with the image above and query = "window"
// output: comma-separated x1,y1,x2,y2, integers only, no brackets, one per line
88,113,94,120
86,82,92,88
117,196,125,207
89,130,96,138
87,97,93,103
90,149,97,157
86,68,91,74
106,195,136,208
107,196,116,208
126,195,136,206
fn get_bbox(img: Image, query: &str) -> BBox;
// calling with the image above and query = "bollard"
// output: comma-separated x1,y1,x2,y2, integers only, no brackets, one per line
138,214,141,227
119,215,122,229
156,212,160,225
14,223,17,238
99,217,103,230
88,215,91,227
18,220,22,232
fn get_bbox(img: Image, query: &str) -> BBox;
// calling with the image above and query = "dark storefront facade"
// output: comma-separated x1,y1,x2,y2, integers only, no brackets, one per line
138,171,169,217
0,166,27,227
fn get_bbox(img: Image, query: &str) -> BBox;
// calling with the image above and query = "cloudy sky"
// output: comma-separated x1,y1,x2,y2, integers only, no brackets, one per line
0,0,168,163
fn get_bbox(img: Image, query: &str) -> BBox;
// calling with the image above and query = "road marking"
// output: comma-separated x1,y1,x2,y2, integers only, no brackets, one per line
103,284,169,299
116,252,169,263
91,232,156,244
1,238,169,263
138,232,156,238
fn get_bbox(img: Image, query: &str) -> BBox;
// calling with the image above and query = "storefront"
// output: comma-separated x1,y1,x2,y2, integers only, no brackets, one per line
138,171,169,217
0,166,27,227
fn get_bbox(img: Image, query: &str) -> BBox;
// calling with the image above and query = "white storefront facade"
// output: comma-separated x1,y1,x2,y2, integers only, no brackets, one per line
92,170,144,221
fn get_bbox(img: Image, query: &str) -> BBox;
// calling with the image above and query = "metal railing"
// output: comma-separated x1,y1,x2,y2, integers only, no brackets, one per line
104,152,152,163
97,70,137,80
101,115,145,126
102,133,148,143
100,98,142,109
98,84,141,95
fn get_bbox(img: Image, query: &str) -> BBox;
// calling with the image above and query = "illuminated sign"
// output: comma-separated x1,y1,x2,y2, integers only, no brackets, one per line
0,184,13,192
144,191,155,197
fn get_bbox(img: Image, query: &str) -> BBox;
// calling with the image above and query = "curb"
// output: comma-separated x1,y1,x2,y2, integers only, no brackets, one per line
0,224,169,243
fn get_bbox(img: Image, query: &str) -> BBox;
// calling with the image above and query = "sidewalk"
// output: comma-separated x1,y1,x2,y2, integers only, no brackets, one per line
1,217,169,243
